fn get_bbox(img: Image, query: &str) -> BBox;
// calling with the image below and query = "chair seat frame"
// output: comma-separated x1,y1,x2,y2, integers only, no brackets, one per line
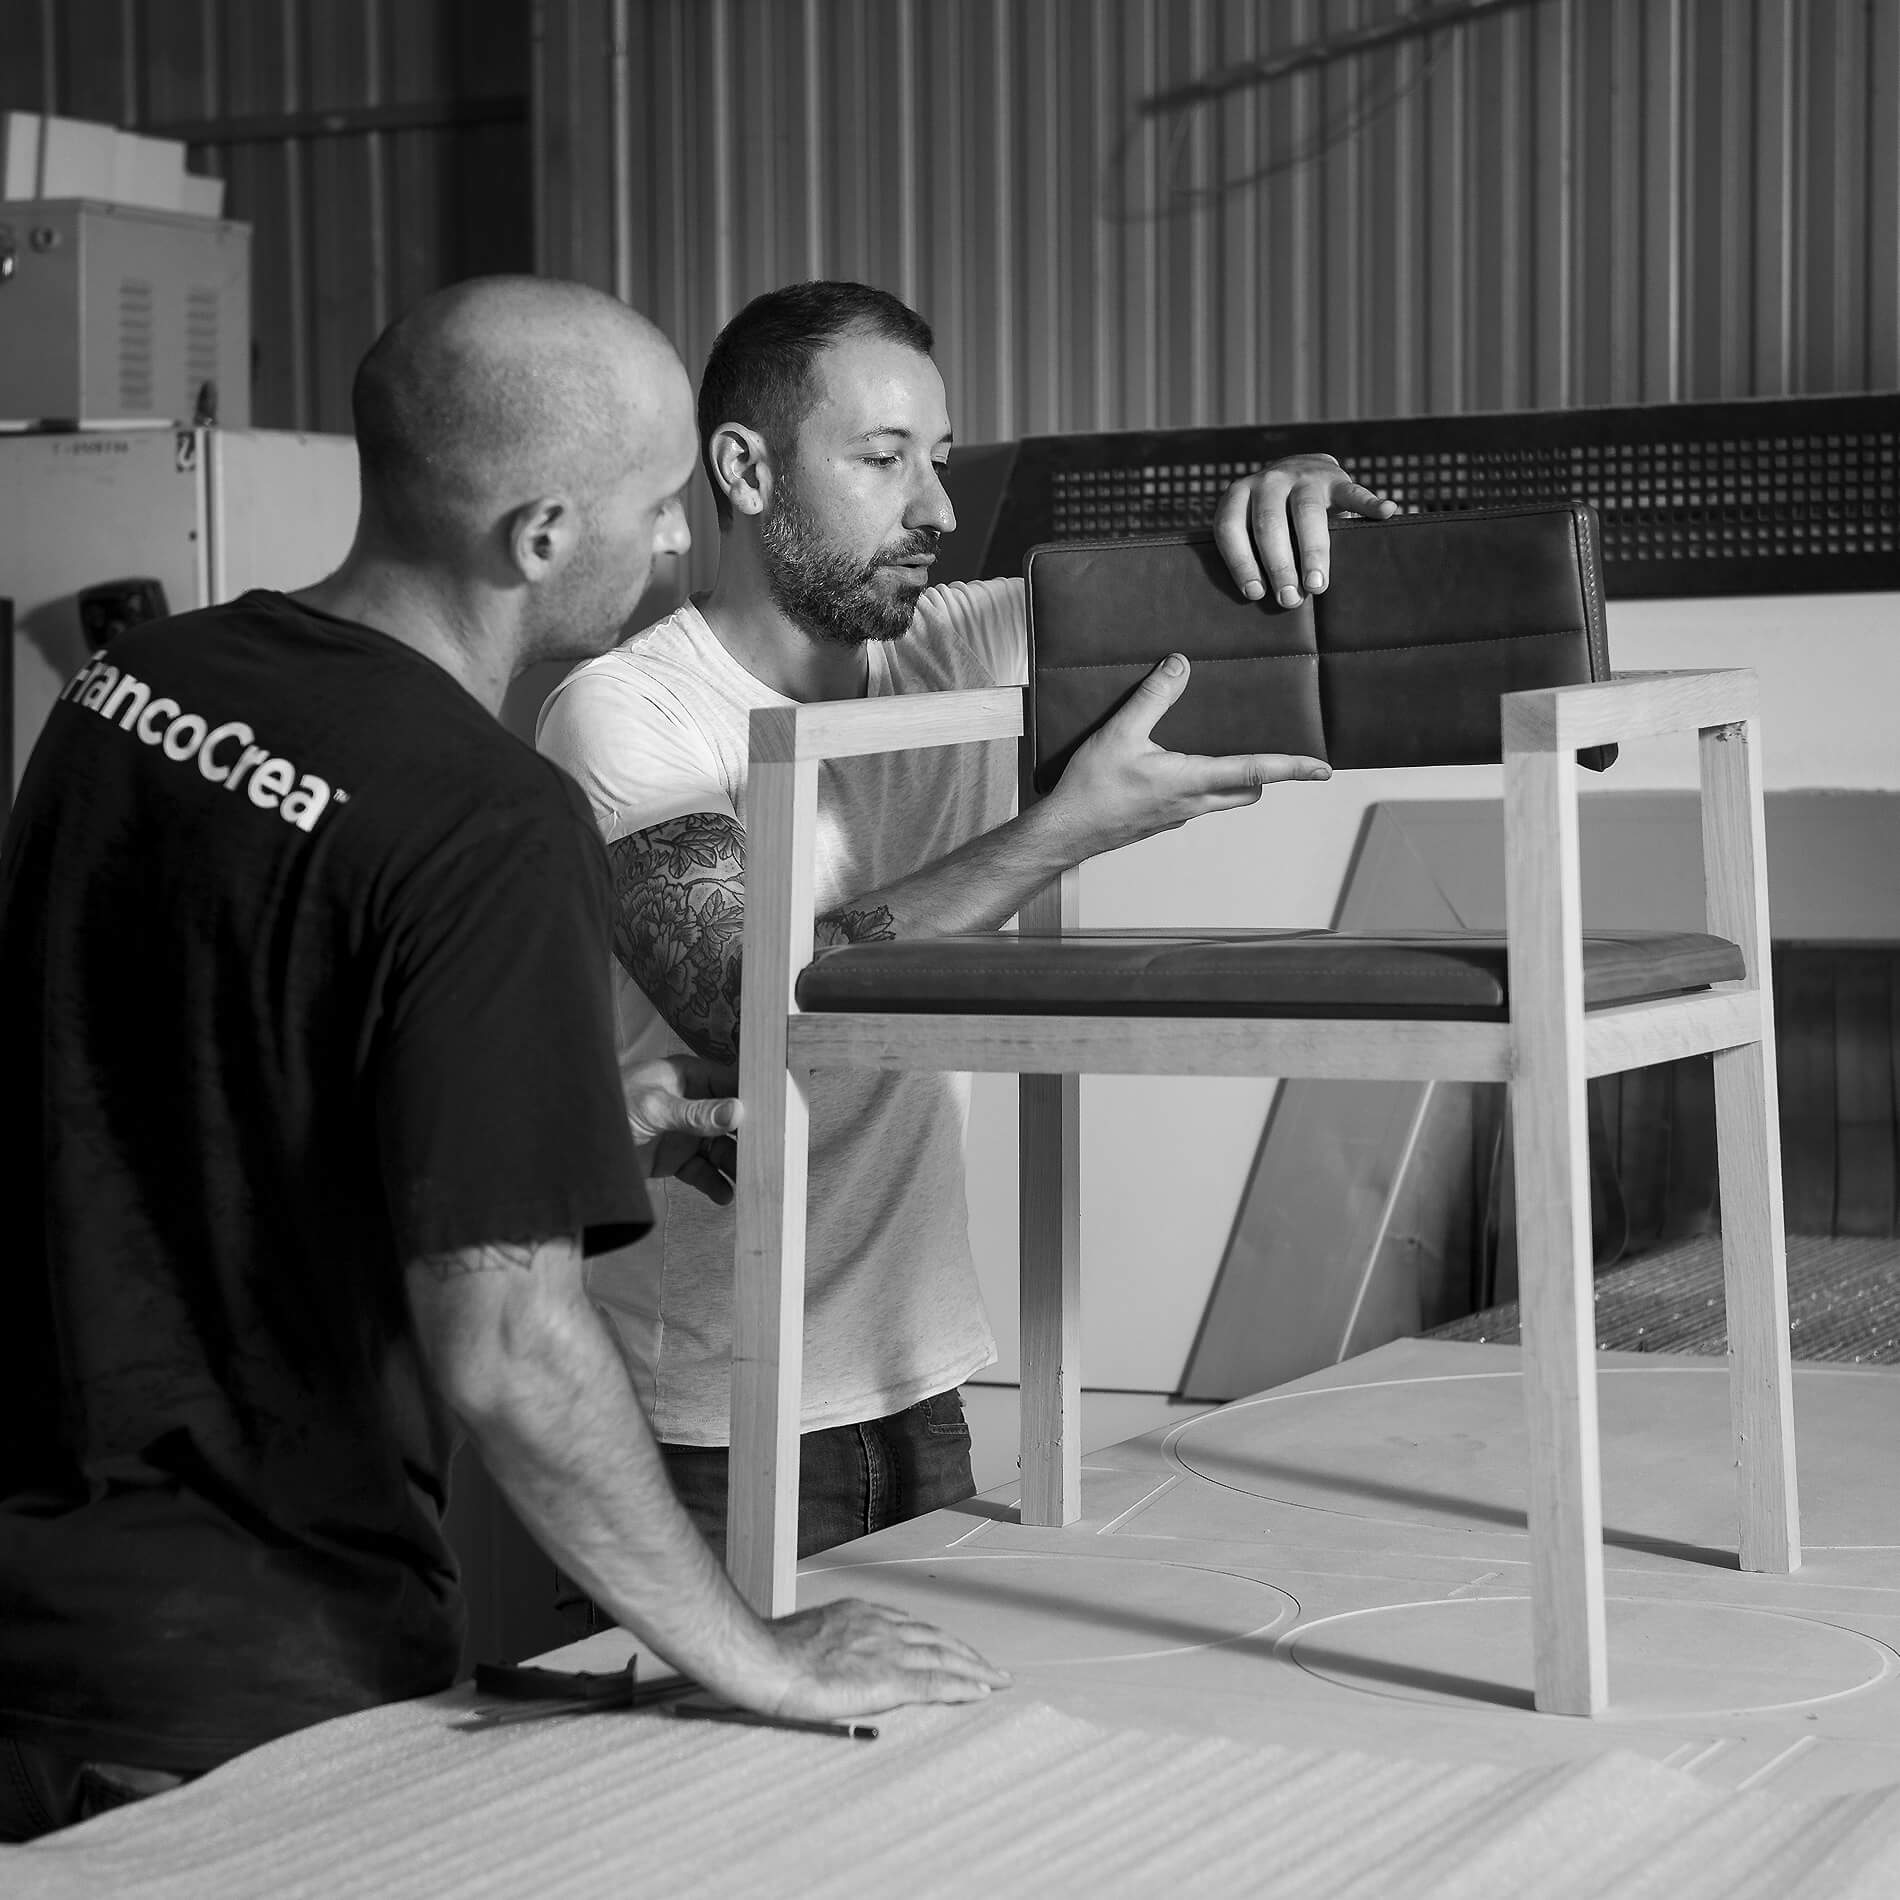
729,669,1799,1717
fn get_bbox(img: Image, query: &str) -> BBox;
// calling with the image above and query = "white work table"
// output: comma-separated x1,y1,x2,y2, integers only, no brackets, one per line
8,1339,1900,1898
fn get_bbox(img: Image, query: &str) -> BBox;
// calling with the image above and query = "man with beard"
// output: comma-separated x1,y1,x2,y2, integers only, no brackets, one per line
537,280,1396,1561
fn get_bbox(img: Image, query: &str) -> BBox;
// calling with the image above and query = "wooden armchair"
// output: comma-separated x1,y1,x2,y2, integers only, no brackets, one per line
728,505,1798,1716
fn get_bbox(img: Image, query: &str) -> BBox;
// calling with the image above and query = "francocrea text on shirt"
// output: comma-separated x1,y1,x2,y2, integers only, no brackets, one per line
59,656,343,833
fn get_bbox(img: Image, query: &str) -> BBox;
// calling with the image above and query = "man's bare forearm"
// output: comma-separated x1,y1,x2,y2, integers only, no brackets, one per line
827,793,1091,938
610,795,1095,1061
406,1238,1009,1718
407,1241,789,1706
608,800,1088,1063
607,648,1325,1063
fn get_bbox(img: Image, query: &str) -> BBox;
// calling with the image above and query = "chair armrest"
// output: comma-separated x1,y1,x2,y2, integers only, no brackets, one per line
747,686,1025,766
1502,669,1758,755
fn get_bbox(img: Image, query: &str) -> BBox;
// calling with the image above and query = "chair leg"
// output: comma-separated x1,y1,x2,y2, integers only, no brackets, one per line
1019,1072,1081,1526
1699,715,1800,1575
1504,743,1607,1716
728,1055,812,1620
1713,1041,1801,1572
1510,1070,1609,1715
730,746,817,1618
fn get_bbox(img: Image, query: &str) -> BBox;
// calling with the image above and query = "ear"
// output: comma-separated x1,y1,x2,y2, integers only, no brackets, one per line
708,422,772,519
507,497,577,582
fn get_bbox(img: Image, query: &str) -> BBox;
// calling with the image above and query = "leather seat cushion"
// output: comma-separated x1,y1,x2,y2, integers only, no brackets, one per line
795,928,1745,1020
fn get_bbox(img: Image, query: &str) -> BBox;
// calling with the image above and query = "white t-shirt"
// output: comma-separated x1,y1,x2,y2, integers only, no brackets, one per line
536,578,1028,1444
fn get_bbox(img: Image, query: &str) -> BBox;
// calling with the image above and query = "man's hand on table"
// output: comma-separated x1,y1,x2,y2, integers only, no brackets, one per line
754,1598,1011,1719
626,1055,741,1205
1212,453,1399,606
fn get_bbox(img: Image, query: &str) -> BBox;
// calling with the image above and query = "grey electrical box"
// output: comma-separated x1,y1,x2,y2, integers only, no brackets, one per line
0,199,250,426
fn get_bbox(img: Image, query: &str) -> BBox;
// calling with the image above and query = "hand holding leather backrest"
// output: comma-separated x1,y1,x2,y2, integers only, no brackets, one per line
1025,502,1616,793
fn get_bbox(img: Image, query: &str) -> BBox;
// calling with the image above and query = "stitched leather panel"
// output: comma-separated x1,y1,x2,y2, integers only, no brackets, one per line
1317,632,1599,769
1026,503,1614,794
1316,509,1590,650
1028,535,1322,666
1036,655,1327,780
795,928,1746,1021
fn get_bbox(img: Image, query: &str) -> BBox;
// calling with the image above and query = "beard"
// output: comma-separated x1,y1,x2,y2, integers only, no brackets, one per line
759,477,938,648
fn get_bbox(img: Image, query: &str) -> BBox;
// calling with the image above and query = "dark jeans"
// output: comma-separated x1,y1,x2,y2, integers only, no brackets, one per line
664,1388,977,1565
0,1738,187,1843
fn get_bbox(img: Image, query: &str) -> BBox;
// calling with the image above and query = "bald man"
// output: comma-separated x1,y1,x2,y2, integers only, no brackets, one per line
0,277,1004,1843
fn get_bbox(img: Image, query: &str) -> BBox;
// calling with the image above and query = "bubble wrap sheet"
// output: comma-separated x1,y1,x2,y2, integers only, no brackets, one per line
7,1689,1900,1900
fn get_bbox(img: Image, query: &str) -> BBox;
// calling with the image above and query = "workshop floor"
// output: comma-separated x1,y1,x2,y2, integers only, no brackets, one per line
960,1382,1213,1492
801,1338,1900,1802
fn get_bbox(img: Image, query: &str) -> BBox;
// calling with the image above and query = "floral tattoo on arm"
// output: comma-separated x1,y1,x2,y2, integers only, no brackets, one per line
608,813,896,1065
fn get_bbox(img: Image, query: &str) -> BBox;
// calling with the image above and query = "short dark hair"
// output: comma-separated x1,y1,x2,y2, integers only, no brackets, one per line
696,281,934,527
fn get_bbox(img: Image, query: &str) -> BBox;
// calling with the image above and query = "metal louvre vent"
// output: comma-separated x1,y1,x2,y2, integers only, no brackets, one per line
185,285,220,392
117,278,155,411
994,394,1899,598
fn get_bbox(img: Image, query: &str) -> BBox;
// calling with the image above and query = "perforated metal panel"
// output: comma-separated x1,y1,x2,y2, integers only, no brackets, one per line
984,393,1900,598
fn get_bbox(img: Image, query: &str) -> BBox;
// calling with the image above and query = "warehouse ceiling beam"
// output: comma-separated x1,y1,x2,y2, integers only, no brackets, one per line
141,98,526,147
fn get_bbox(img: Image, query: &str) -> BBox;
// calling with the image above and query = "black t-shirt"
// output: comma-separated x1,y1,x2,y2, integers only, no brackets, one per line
0,592,650,1772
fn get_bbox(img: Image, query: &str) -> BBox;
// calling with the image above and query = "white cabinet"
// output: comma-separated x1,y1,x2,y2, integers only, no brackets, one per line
2,425,357,801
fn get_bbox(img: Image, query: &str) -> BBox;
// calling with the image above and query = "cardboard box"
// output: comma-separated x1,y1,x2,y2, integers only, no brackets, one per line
1,113,189,205
177,170,226,218
111,130,187,212
1,111,42,198
37,115,117,199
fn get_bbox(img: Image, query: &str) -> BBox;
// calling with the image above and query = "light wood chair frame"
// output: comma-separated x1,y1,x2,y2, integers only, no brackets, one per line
729,668,1800,1716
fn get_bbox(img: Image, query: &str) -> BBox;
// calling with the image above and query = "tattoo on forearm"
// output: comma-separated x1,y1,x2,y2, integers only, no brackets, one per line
610,815,747,1064
608,816,905,1066
412,1239,552,1281
819,902,897,945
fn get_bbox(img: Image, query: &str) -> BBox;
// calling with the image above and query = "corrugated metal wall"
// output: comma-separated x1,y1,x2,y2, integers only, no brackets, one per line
3,0,532,432
538,0,1900,589
10,2,1895,469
